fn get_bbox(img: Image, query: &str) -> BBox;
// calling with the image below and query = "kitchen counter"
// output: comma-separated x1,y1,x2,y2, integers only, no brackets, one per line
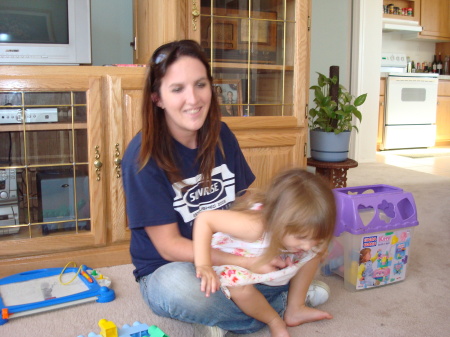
381,73,450,80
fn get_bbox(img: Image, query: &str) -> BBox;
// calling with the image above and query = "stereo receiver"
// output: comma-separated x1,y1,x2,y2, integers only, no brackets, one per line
0,108,58,124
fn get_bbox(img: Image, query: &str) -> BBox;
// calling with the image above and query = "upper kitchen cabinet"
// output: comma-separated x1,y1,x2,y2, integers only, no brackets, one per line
383,0,421,22
419,0,450,41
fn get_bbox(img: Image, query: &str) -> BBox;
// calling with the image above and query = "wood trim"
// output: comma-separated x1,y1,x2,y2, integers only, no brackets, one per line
0,243,131,278
0,233,99,258
87,77,108,245
224,116,298,129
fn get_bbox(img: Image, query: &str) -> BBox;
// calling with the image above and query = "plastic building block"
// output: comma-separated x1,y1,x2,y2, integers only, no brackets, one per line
99,319,118,337
78,320,169,337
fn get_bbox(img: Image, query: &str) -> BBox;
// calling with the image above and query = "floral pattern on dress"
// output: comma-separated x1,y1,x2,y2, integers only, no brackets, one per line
211,231,317,299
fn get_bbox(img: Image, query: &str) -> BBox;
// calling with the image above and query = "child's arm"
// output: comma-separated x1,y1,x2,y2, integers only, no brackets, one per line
193,209,263,296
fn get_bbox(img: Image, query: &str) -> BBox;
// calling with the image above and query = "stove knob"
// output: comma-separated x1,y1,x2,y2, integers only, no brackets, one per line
0,191,8,199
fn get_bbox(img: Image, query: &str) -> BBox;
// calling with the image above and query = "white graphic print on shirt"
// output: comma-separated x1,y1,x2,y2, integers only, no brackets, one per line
172,164,236,223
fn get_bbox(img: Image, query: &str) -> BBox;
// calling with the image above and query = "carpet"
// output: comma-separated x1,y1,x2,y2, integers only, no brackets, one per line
2,163,450,337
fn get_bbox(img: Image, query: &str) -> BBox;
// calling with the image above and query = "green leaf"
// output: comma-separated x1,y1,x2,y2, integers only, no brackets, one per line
353,109,362,122
354,93,367,107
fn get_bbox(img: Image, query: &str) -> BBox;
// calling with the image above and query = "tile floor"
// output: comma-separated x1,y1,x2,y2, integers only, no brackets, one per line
375,146,450,178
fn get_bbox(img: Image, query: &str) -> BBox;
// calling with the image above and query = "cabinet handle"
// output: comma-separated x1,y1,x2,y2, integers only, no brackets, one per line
114,143,122,179
192,1,200,31
94,145,103,181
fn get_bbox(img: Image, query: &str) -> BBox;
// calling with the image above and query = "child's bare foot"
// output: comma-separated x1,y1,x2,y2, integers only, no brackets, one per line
284,304,333,327
267,316,291,337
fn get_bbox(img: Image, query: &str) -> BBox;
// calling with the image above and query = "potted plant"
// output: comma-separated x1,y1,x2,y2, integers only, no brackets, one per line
308,66,367,162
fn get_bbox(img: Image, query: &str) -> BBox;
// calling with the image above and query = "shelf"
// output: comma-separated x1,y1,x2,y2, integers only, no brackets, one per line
0,122,87,132
383,0,420,22
213,62,294,71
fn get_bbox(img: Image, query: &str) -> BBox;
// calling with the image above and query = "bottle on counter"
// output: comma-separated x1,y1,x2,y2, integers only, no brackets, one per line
411,60,416,73
445,55,450,75
416,62,421,73
437,53,443,75
432,55,438,73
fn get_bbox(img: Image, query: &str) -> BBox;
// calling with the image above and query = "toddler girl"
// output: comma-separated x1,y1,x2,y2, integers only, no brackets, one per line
194,168,336,337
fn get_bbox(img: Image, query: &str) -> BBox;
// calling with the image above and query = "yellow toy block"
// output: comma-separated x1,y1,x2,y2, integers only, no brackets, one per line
98,319,118,337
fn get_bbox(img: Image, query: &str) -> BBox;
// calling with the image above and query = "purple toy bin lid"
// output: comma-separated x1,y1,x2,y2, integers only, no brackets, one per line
332,184,419,236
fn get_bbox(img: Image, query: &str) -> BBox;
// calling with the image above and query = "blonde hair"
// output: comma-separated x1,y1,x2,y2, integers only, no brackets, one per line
232,168,336,264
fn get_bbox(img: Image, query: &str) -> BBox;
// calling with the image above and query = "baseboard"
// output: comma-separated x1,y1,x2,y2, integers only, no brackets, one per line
435,140,450,147
0,242,132,278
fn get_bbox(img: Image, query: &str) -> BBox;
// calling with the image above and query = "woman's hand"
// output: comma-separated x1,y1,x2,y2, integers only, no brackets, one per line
196,265,221,297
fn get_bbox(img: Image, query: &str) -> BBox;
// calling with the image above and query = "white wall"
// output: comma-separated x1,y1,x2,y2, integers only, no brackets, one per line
90,0,133,65
350,0,383,163
309,0,352,95
309,0,382,163
382,31,436,67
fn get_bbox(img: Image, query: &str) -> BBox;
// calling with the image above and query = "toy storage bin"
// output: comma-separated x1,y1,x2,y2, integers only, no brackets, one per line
322,184,418,291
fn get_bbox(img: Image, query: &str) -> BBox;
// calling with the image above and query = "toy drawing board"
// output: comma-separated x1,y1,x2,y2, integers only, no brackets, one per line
0,267,115,325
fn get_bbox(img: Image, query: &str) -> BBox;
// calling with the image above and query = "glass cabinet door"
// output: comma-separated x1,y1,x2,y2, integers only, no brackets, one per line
0,91,91,240
198,0,295,117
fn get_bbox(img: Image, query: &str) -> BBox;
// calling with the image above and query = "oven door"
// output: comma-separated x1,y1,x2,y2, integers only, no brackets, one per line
383,75,438,149
385,75,438,124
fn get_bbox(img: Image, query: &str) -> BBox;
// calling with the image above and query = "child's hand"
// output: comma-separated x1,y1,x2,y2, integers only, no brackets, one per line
196,265,220,297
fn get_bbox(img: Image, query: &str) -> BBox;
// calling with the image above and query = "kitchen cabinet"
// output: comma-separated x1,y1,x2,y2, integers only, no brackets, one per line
437,80,450,146
382,0,421,22
419,0,450,41
0,0,311,276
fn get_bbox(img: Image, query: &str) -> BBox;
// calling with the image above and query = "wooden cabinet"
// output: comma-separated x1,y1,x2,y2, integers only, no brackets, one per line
0,0,310,276
132,0,189,64
383,0,421,21
0,67,146,277
419,0,450,41
134,0,309,183
437,80,450,146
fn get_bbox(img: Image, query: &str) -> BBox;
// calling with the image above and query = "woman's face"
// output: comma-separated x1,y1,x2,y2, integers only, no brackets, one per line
156,56,212,148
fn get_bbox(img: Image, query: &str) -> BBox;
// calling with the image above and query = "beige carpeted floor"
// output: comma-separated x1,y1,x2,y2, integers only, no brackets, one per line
2,162,450,337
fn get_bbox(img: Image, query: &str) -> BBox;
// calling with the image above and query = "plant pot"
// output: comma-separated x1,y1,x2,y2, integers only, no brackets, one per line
310,129,351,162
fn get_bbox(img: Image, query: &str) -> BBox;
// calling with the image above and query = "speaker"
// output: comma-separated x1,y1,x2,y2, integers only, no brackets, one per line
37,169,90,235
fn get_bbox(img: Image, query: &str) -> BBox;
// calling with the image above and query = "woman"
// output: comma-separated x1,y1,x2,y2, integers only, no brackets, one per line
122,40,329,336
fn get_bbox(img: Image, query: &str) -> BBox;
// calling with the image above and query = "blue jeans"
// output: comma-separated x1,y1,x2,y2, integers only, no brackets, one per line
139,262,289,334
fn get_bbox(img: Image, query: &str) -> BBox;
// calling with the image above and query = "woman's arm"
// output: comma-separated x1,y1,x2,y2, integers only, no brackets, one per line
144,221,260,268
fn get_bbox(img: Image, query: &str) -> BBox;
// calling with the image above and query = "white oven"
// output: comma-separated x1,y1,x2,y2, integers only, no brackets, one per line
381,53,439,150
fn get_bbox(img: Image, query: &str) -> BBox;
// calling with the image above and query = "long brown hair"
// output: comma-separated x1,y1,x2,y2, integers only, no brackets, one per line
139,40,222,186
232,168,336,263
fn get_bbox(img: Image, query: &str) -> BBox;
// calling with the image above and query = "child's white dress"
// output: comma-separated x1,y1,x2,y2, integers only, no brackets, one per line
211,231,317,298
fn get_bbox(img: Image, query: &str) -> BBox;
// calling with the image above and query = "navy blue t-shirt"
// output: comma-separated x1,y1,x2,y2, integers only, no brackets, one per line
122,122,255,279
